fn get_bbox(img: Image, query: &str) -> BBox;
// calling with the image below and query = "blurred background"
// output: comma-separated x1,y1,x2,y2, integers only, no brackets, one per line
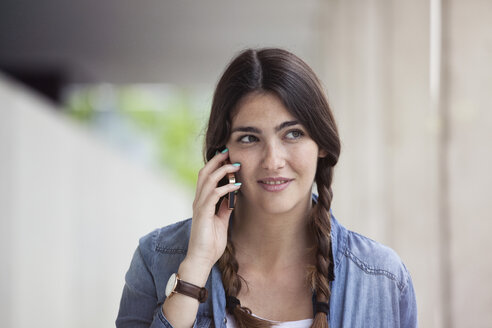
0,0,490,327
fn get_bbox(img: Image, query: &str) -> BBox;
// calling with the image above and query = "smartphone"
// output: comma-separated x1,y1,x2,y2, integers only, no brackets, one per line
225,159,236,209
227,171,236,209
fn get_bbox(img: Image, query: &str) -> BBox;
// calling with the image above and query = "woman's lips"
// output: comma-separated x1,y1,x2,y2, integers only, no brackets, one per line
257,177,293,192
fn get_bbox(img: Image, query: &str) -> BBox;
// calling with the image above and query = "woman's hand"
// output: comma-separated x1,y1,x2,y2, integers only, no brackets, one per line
185,149,241,272
163,149,240,328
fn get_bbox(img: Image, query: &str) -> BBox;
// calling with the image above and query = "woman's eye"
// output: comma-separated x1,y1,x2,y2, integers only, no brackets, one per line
285,130,304,140
238,135,258,143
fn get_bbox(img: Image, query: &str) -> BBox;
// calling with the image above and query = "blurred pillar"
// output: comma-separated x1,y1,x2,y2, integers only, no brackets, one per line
444,0,492,326
318,1,440,327
318,0,492,327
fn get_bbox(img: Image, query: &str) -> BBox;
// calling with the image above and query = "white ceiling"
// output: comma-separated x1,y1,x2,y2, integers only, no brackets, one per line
0,0,325,85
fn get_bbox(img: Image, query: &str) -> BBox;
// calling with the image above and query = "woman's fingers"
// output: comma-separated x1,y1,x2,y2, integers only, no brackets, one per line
197,181,241,214
193,181,239,222
197,163,240,201
196,149,230,192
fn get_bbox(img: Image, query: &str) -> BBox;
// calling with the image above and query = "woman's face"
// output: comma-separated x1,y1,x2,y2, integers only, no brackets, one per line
226,92,326,216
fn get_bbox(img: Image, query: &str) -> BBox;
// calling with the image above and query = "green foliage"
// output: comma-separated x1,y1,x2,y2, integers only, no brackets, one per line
65,84,208,189
66,88,95,122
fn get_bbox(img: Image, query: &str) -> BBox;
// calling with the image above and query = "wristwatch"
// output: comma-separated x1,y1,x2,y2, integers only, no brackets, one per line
165,273,208,303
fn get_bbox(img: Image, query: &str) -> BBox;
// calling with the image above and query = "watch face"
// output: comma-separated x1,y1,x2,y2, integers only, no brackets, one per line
165,273,177,297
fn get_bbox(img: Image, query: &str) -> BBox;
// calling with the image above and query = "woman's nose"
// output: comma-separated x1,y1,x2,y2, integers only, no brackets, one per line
261,142,286,171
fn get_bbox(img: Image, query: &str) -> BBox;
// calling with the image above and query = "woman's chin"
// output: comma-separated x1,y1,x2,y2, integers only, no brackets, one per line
245,196,300,217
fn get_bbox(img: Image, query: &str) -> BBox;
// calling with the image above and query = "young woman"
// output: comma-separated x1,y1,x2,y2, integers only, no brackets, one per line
116,48,417,328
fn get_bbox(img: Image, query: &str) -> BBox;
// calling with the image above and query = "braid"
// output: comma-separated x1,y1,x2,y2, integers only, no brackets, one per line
218,166,336,328
308,165,336,328
217,168,335,328
218,240,272,328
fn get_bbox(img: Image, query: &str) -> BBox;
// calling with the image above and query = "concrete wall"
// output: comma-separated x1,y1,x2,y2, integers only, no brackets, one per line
0,75,193,328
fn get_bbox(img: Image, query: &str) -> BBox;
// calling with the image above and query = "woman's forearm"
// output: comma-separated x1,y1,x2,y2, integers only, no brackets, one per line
162,257,213,328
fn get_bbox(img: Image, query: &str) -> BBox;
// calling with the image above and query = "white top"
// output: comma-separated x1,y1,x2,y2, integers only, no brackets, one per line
226,313,313,328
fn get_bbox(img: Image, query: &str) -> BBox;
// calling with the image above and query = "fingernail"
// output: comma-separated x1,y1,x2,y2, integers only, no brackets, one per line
234,182,242,186
232,163,241,167
221,148,229,153
215,150,219,155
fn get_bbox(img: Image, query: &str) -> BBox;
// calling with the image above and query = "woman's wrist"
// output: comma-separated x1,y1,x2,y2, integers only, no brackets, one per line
162,256,209,328
178,256,213,287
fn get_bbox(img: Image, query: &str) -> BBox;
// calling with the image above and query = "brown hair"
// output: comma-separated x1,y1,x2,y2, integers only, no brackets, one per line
205,48,340,327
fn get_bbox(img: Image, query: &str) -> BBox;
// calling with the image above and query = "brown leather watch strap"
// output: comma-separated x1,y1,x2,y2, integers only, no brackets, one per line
176,278,208,303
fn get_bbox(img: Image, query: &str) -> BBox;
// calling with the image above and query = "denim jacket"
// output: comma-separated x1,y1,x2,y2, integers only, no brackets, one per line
116,213,417,328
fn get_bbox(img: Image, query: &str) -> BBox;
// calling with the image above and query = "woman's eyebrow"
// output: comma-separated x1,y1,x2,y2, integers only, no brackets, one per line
275,120,299,132
231,126,261,134
231,120,299,134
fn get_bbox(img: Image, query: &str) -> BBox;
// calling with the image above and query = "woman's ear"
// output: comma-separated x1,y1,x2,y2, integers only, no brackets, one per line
318,149,328,158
